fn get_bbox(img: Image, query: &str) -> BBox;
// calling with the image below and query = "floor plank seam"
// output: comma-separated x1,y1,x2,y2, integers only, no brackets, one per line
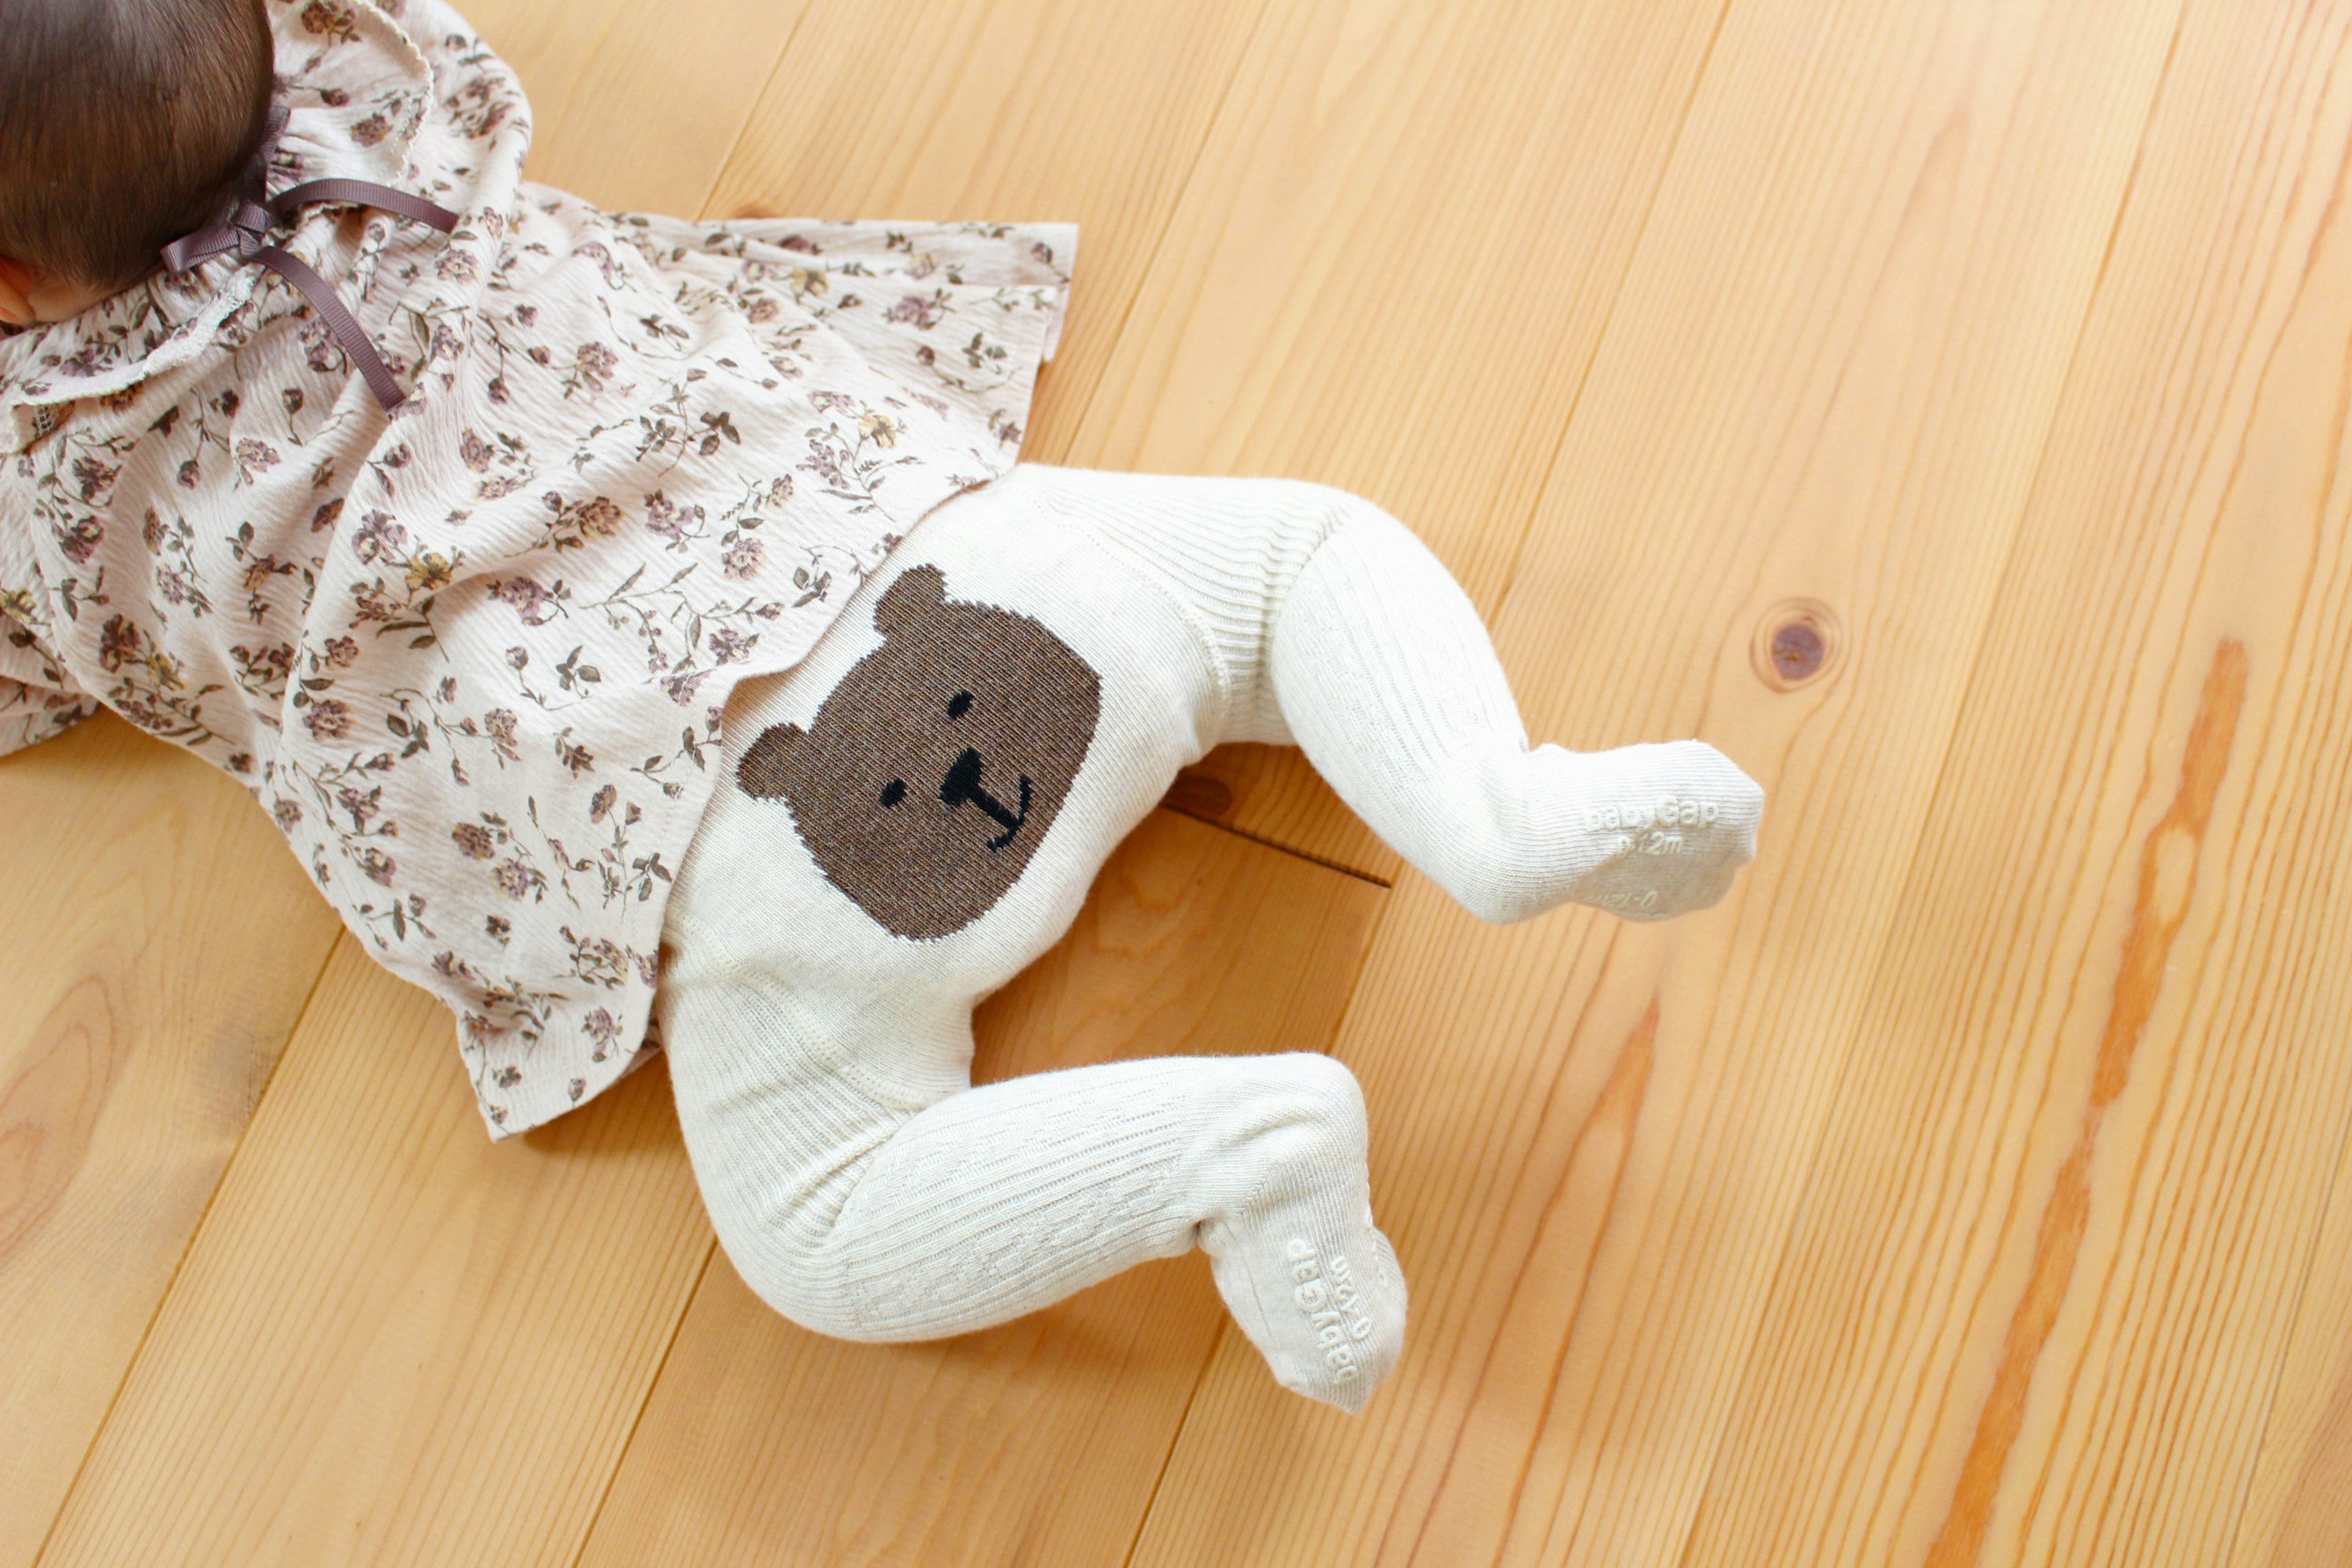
1118,1320,1229,1568
693,0,821,224
1482,0,1738,639
1056,0,1272,466
1155,801,1394,887
561,1236,723,1568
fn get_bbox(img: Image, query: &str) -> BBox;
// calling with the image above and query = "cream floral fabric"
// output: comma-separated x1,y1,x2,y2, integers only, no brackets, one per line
0,0,1072,1136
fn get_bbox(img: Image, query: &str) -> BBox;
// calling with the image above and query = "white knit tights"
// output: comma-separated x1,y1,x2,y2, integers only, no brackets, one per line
659,467,1762,1412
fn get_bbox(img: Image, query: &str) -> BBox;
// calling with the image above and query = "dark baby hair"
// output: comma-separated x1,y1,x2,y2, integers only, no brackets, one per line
0,0,274,294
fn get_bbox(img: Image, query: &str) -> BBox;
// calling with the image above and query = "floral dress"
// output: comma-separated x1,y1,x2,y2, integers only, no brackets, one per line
0,0,1073,1136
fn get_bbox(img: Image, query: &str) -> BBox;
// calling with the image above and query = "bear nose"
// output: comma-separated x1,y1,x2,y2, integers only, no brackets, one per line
939,747,1033,848
940,747,987,807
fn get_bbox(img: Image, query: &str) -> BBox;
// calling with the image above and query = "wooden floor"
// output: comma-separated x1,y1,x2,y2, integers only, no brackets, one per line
10,0,2352,1562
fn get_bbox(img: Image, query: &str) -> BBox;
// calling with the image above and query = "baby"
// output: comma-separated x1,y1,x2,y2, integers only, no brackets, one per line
0,0,1763,1411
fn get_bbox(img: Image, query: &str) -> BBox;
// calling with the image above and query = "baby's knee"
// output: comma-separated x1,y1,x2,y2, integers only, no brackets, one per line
707,1202,916,1344
1266,480,1407,563
686,1164,857,1338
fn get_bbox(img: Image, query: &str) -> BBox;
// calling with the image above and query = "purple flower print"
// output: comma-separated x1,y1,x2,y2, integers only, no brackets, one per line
97,616,142,671
584,1007,621,1057
303,699,352,741
722,538,764,580
352,510,410,564
73,456,119,501
300,1,356,39
886,295,942,329
568,341,619,397
645,491,704,546
489,576,559,625
483,708,521,761
570,497,624,540
707,627,757,665
55,516,102,564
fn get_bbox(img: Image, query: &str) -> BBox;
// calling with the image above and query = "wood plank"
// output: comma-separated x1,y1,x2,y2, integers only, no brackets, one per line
33,938,712,1568
699,0,1268,466
0,717,340,1568
2230,1129,2352,1568
1673,5,2352,1564
1066,0,1737,880
460,0,816,216
1125,0,2194,1562
573,809,1381,1568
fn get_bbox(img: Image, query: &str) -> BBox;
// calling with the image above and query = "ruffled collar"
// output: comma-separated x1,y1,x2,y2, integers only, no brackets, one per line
0,0,432,446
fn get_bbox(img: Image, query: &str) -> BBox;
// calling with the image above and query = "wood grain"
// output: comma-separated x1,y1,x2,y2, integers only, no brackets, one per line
1127,0,2200,1562
22,1,2352,1564
573,808,1382,1568
2233,1128,2352,1568
701,0,1270,463
458,0,815,216
32,937,713,1568
1673,6,2352,1564
1068,0,1736,880
0,716,340,1568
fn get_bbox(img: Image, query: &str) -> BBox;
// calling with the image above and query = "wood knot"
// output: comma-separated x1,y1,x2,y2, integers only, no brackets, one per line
1160,770,1234,822
1752,598,1842,692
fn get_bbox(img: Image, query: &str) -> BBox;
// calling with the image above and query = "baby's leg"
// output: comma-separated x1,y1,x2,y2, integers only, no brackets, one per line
1264,496,1762,921
662,978,1406,1412
1040,468,1763,923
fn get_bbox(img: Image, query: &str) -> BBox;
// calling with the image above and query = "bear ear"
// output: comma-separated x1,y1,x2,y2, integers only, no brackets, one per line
873,564,948,638
737,722,806,800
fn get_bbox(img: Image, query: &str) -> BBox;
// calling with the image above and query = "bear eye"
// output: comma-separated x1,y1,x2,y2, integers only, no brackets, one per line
879,778,907,807
946,690,973,719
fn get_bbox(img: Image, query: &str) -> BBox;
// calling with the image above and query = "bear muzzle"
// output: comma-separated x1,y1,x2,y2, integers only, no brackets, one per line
937,747,1033,850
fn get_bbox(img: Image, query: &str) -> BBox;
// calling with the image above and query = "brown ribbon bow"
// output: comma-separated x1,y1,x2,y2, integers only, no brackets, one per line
161,105,458,412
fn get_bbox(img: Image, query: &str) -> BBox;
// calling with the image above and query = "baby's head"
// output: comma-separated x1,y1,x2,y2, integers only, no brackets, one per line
0,0,273,325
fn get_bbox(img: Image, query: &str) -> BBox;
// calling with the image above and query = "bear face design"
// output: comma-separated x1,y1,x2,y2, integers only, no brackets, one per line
736,564,1102,940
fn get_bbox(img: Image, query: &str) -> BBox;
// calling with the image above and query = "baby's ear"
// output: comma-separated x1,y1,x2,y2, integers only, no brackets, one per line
873,564,948,639
0,256,36,328
737,722,806,799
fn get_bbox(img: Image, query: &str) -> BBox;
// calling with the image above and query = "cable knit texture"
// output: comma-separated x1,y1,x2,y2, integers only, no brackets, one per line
658,465,1763,1410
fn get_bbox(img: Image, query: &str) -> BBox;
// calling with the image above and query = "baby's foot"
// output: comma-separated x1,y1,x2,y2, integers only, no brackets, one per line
1544,739,1764,922
1200,1057,1408,1413
1213,1205,1407,1414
